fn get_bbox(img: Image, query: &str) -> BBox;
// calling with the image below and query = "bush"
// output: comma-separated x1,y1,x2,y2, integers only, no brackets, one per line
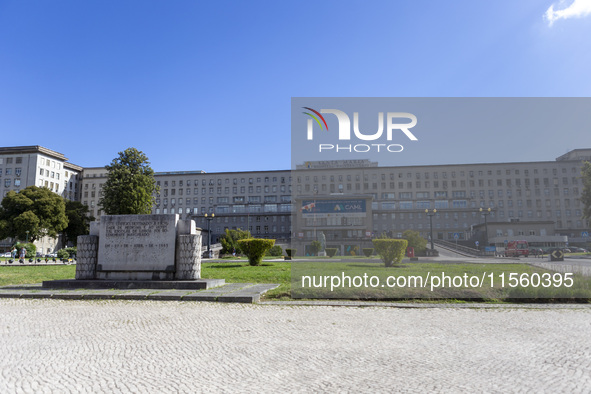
286,248,296,257
363,248,374,257
266,245,283,257
325,248,338,257
402,230,428,255
64,247,77,257
309,240,321,256
57,249,69,259
220,228,251,255
14,243,36,259
372,239,408,267
237,238,276,266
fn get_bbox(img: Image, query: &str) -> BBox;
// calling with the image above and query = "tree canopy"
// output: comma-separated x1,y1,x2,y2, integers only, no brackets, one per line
0,186,68,242
581,161,591,226
402,230,428,254
62,200,95,246
220,228,251,254
99,148,158,215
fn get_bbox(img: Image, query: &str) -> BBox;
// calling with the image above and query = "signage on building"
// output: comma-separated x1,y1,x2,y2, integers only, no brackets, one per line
301,199,366,218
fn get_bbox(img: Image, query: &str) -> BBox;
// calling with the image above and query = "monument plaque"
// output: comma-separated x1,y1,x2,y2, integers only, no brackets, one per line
46,213,225,289
97,214,178,279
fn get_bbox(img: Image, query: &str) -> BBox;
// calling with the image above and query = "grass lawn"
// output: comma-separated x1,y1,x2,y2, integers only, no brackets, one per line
1,260,589,302
0,265,76,286
291,260,591,301
202,261,291,299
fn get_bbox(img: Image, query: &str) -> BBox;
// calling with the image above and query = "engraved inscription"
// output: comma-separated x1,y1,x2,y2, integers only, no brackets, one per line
97,215,178,272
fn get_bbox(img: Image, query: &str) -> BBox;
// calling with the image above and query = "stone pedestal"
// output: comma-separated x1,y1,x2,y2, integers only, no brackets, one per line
74,214,204,281
175,234,202,280
75,235,99,279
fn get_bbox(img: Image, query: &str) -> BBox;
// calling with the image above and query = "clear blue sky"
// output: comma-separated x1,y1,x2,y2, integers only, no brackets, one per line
1,0,591,172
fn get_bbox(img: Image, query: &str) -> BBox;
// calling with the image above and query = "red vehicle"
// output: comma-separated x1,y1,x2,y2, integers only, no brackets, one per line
504,240,529,257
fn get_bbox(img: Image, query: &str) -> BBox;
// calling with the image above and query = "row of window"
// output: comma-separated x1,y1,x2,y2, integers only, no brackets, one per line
371,220,585,232
156,176,290,188
296,166,580,183
300,178,580,192
0,157,23,164
39,157,61,170
158,185,291,196
376,198,581,210
38,168,60,180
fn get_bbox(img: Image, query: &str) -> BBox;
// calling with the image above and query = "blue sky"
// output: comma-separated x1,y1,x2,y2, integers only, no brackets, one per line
1,0,591,172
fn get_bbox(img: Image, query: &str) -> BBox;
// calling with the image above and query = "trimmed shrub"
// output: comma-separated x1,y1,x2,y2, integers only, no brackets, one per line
363,248,374,257
237,238,276,266
325,248,338,257
372,239,408,267
57,249,70,259
266,245,283,257
286,248,296,257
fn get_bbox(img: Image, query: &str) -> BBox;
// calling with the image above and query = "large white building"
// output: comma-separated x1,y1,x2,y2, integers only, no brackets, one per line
1,145,591,254
0,146,82,252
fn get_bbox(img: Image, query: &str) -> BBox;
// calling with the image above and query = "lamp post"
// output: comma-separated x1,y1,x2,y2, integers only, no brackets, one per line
479,207,492,249
425,209,437,251
25,231,29,243
313,189,318,239
204,213,215,258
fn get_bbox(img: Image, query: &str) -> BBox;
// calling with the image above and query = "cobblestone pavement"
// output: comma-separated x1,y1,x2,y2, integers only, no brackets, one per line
0,299,590,393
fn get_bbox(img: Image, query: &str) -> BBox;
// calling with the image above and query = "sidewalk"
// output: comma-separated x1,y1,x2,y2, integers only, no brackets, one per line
0,283,279,303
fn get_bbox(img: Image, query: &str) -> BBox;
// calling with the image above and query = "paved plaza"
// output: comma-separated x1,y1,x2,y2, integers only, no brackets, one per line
0,299,590,393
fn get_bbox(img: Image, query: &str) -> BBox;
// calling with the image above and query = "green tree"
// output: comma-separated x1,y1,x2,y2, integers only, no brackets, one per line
220,228,252,254
99,148,158,215
309,240,321,256
0,186,68,242
581,161,591,226
402,230,428,254
62,200,95,247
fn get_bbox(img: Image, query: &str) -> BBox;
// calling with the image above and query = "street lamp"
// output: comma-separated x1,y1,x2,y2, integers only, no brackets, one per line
425,209,437,251
204,213,215,258
25,231,29,243
479,207,492,249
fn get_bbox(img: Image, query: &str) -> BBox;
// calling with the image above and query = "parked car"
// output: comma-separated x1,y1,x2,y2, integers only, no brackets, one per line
572,247,589,253
562,248,572,253
1,252,11,258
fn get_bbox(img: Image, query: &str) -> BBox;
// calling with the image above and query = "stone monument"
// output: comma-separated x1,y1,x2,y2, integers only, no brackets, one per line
45,214,223,289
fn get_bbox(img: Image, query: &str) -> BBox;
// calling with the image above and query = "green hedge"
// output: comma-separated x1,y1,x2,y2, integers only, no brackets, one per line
57,249,69,259
372,239,408,267
325,248,338,257
237,238,276,266
363,248,374,257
